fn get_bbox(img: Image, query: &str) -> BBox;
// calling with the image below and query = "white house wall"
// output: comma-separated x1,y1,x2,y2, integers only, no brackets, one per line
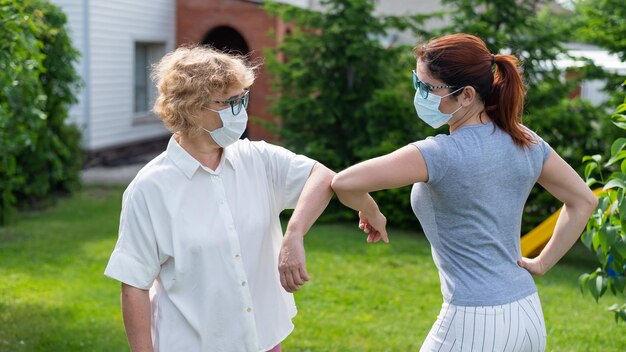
88,0,174,150
49,0,88,145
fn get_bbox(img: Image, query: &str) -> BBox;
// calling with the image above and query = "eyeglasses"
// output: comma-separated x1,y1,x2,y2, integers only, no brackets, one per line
412,70,455,99
213,90,250,115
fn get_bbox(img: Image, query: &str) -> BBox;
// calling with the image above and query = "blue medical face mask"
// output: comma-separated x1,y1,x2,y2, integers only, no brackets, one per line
413,87,464,129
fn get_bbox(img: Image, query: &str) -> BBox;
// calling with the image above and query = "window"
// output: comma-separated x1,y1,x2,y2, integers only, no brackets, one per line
134,42,165,117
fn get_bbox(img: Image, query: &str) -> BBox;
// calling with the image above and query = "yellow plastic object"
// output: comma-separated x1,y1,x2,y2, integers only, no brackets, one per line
520,209,562,257
520,189,603,257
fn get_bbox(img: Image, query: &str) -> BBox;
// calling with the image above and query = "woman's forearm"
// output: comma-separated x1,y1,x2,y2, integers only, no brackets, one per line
285,163,335,239
279,163,334,292
121,283,153,352
333,189,381,218
528,149,599,275
537,200,596,272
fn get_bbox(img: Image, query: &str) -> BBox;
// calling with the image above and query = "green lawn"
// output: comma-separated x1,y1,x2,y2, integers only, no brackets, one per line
0,186,624,351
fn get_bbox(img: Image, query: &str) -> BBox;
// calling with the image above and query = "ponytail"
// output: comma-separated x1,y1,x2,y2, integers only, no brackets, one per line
415,33,534,148
485,54,532,147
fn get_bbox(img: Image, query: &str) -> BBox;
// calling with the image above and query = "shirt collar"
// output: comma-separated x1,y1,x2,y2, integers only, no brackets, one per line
166,135,236,179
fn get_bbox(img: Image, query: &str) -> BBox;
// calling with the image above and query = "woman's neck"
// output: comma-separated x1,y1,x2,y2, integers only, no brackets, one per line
448,104,491,133
176,133,223,170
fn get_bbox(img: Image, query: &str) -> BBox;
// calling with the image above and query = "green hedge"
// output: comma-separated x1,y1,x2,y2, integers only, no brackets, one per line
267,0,620,234
265,0,432,229
0,0,82,224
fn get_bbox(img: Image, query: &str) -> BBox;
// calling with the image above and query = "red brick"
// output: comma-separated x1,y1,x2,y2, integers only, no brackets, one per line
177,0,286,142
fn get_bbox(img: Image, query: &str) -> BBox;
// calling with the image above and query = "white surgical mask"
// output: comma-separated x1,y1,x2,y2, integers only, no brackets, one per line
202,106,248,148
414,87,464,128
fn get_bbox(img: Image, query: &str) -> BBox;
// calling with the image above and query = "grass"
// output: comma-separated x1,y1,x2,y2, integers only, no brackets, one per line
0,186,624,351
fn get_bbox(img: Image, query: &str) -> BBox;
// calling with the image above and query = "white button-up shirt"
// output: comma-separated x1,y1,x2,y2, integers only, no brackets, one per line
104,136,316,352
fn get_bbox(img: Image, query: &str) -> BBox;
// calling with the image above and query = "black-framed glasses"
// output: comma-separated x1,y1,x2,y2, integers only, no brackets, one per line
412,70,455,99
213,89,250,115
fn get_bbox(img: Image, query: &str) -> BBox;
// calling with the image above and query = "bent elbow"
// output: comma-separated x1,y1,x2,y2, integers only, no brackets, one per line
331,172,349,192
323,168,336,191
311,163,335,187
586,192,599,214
576,190,598,218
565,189,598,219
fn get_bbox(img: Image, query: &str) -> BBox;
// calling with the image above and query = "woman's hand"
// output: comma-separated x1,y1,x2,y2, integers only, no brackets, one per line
358,211,388,243
278,234,310,293
517,256,548,276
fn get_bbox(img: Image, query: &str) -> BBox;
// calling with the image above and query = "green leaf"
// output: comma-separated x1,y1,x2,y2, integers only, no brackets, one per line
586,178,600,188
611,113,626,130
587,272,600,302
607,303,621,311
605,225,619,250
585,162,598,180
581,228,595,249
619,310,626,324
604,177,626,191
578,273,590,295
618,197,626,232
611,138,626,156
596,247,608,266
614,236,626,260
598,196,611,213
606,150,626,167
612,276,626,294
594,274,607,302
583,154,602,164
593,228,602,252
598,228,609,256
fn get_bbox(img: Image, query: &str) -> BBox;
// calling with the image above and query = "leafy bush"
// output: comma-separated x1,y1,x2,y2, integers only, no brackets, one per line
524,94,610,232
575,0,626,62
580,83,626,323
0,0,82,224
265,0,432,227
432,0,616,234
266,0,617,233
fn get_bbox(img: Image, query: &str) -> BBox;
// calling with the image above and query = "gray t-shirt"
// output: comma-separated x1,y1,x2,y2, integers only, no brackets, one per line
411,122,551,306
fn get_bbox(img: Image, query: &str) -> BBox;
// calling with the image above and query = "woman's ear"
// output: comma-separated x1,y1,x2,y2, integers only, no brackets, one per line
461,86,477,107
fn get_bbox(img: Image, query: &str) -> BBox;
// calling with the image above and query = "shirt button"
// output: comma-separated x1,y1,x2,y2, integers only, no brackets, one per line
246,307,252,313
235,254,240,258
241,281,246,286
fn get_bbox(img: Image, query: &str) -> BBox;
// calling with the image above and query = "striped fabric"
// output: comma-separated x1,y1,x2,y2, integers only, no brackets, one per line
420,293,546,352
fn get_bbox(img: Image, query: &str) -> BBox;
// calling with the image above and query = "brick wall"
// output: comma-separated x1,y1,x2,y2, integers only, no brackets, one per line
178,0,282,142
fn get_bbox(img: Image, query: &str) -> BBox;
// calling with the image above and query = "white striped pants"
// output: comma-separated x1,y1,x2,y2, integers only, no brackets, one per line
420,293,546,352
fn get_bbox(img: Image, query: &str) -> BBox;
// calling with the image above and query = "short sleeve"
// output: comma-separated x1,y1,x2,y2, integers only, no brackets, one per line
104,184,161,289
538,135,551,162
253,141,316,211
411,136,450,184
523,126,551,162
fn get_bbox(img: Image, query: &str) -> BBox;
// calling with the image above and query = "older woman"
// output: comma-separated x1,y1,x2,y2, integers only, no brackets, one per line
104,46,334,352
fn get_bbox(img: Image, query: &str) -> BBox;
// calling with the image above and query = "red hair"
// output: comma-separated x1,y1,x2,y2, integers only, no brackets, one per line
414,33,532,147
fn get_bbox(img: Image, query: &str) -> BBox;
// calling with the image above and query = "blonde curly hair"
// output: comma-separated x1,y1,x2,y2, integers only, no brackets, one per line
151,45,256,136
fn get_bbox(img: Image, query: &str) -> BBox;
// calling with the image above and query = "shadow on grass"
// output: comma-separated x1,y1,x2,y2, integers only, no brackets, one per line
303,223,432,257
305,224,608,294
0,302,127,352
0,186,128,352
0,186,123,273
